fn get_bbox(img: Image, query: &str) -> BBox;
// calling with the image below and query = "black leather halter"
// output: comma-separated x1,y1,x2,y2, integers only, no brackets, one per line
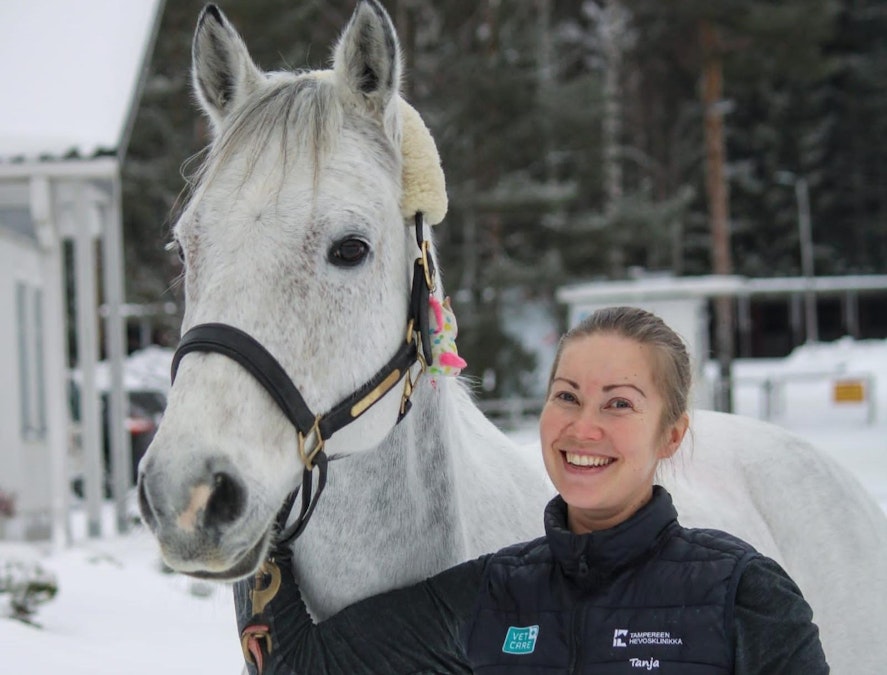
170,214,435,546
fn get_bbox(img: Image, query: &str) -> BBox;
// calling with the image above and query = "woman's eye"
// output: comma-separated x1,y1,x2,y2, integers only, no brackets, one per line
554,391,578,404
609,398,633,410
329,237,370,267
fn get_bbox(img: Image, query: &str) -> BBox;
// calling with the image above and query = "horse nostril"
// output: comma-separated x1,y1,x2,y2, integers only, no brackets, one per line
138,477,158,530
204,472,245,528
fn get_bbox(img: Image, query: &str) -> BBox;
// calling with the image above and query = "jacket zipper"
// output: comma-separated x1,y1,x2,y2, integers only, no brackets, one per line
569,599,585,673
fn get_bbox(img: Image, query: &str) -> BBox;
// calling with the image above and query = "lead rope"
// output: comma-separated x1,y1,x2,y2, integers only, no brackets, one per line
239,424,328,673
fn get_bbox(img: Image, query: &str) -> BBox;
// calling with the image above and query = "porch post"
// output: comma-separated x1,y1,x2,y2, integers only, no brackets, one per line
103,169,131,534
72,182,103,537
32,175,71,548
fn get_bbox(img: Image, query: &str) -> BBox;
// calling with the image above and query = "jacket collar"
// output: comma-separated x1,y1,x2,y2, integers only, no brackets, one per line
544,485,678,584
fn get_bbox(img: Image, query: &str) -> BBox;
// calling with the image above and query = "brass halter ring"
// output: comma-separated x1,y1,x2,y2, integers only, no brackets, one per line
297,416,325,471
419,239,436,292
400,349,427,417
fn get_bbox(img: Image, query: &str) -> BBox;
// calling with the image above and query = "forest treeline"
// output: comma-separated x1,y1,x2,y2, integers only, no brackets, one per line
123,0,887,396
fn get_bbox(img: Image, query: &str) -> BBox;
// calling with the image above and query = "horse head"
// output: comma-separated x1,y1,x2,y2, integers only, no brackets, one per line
137,0,445,580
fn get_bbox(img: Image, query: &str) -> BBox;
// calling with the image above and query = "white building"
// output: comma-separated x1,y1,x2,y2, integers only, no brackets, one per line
0,0,163,542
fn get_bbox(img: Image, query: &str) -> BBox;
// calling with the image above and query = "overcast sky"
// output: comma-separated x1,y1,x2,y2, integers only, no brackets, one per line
0,0,161,160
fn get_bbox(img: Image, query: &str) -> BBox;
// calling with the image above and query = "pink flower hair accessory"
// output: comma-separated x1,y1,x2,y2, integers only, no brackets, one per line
427,296,467,377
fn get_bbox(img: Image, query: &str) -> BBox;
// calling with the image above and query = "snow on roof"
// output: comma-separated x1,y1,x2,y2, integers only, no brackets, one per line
0,0,163,161
557,274,747,304
557,274,887,304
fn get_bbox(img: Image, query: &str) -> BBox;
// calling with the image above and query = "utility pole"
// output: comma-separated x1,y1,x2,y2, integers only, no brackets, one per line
776,171,818,343
700,19,734,412
601,0,625,212
795,177,818,343
536,0,555,184
590,0,631,277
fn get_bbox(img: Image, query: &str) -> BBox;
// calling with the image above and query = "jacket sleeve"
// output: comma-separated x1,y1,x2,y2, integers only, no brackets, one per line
733,555,829,674
235,553,488,675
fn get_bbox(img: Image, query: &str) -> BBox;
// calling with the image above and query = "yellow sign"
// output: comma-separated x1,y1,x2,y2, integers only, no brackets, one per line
833,380,866,403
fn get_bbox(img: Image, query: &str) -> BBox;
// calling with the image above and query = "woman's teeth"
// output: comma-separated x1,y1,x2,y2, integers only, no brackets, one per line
565,453,614,467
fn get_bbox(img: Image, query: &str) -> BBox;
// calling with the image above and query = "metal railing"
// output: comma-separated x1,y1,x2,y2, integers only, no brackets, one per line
477,397,545,428
732,371,877,425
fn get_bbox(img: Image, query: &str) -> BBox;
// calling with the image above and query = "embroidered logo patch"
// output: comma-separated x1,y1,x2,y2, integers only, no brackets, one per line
613,628,629,648
612,628,683,648
502,625,539,655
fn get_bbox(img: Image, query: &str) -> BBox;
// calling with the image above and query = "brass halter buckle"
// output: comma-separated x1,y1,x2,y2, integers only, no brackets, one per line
297,416,325,471
400,327,428,416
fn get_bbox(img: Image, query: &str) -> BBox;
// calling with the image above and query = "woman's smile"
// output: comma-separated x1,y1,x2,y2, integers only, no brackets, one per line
562,451,616,470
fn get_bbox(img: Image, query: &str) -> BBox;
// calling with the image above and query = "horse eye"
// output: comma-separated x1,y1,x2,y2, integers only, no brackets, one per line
329,238,370,267
166,239,186,265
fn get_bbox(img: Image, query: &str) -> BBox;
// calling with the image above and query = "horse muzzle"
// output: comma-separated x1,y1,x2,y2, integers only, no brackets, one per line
137,456,269,579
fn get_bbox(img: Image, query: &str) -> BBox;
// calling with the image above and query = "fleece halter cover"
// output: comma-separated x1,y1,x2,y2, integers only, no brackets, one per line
398,97,448,225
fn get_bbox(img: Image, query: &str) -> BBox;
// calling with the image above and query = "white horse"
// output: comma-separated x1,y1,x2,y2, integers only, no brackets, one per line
138,2,887,672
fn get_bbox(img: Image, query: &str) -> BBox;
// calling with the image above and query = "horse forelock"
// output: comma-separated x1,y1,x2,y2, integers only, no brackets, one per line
189,75,336,196
186,71,400,206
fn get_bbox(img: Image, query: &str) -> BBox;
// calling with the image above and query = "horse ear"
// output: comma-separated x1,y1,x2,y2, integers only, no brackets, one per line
333,0,402,113
192,4,263,133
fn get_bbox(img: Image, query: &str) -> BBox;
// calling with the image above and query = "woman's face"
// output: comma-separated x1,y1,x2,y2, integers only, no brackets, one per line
539,332,688,533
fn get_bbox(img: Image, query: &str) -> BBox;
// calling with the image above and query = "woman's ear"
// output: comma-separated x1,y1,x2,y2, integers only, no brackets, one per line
660,412,689,459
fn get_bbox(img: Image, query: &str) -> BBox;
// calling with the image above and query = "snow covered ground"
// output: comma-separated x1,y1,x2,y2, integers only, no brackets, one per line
2,338,886,674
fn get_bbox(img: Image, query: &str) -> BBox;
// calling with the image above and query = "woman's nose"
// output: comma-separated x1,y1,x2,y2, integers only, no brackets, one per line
571,406,605,440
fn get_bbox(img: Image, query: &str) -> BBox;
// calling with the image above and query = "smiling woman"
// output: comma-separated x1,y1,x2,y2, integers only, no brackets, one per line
234,306,829,675
540,309,691,533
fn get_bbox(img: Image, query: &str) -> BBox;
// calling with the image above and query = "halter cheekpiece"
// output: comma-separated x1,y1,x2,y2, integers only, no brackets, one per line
170,213,436,547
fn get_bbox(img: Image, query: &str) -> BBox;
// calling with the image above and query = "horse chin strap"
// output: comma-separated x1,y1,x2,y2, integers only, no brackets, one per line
170,213,435,549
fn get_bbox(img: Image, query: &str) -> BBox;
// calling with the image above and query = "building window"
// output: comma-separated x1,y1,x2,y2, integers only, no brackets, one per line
16,281,46,440
0,182,36,242
0,206,36,242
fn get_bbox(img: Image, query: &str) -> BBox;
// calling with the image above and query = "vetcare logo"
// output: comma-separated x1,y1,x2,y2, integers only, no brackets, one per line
612,628,683,647
501,625,539,655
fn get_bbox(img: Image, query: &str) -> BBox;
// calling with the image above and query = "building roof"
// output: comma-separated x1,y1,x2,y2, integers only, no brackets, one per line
0,0,163,162
557,274,887,305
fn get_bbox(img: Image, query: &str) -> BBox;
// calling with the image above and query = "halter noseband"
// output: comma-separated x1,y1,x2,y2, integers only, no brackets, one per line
170,213,435,547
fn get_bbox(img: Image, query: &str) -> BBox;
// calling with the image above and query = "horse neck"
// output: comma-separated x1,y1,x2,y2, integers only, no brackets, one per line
289,372,551,618
287,375,478,616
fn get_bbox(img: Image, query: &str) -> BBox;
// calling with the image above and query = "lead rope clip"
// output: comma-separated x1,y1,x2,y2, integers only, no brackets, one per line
240,558,283,673
241,623,272,673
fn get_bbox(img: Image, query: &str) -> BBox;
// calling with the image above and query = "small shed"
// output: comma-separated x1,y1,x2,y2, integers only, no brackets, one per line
0,0,163,542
